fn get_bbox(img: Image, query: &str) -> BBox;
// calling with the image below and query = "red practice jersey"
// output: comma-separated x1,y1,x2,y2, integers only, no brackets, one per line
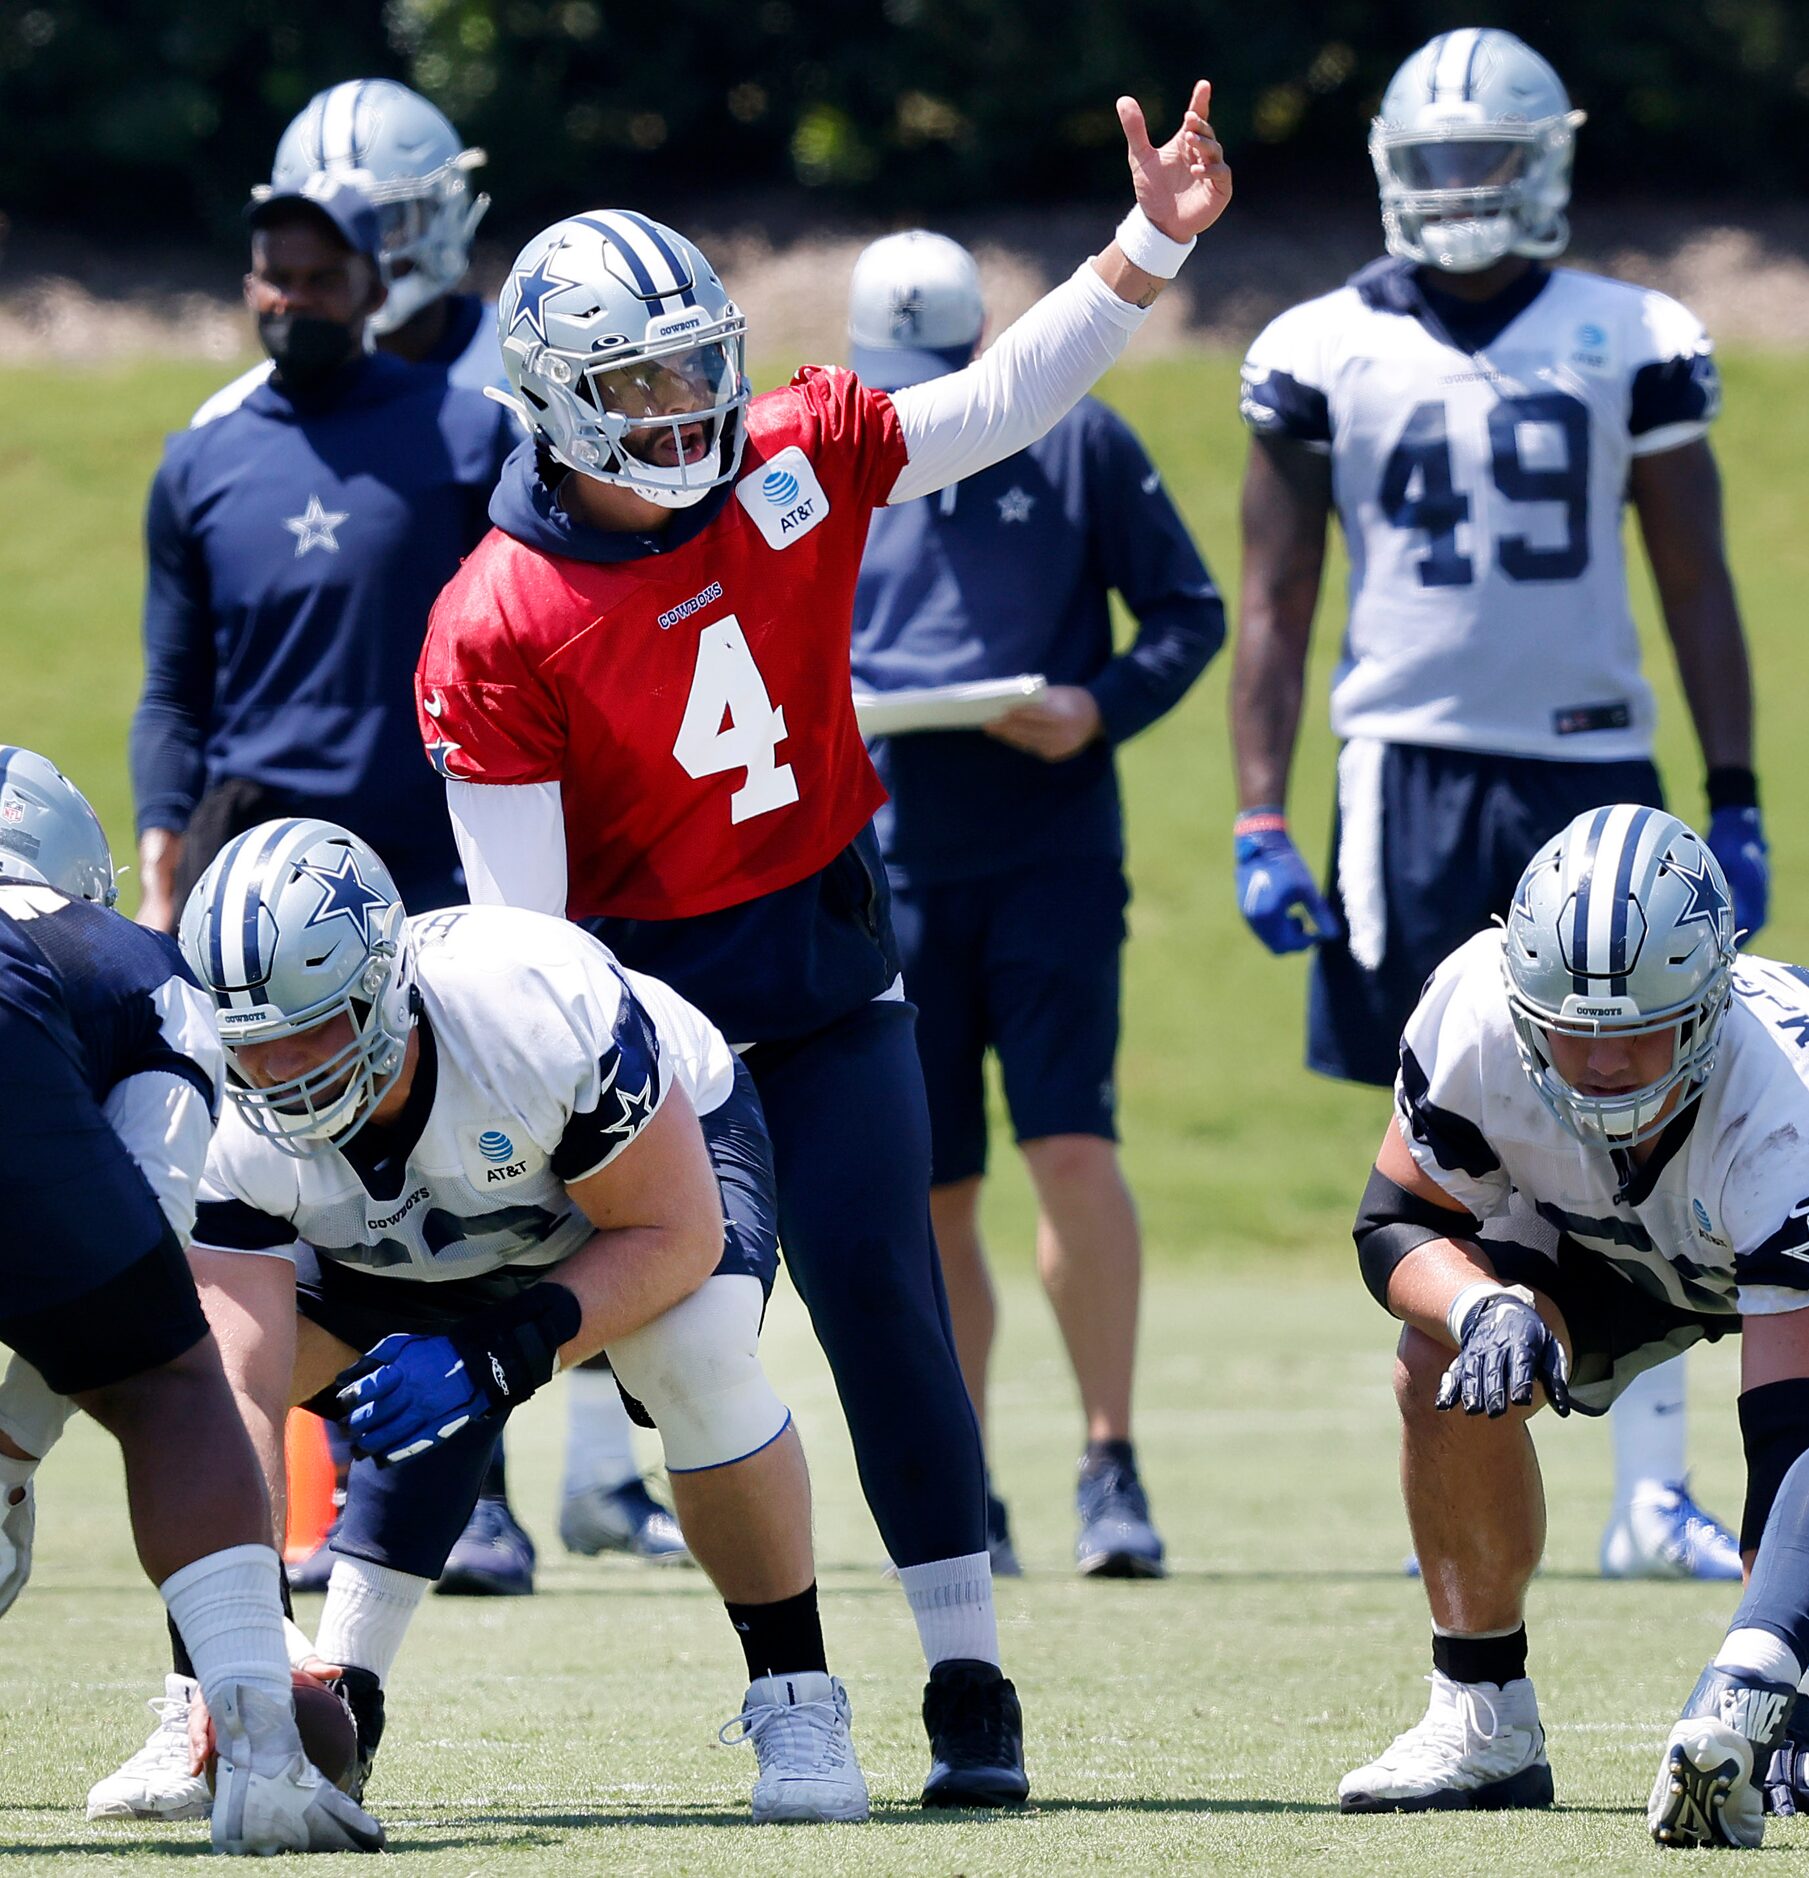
418,367,907,921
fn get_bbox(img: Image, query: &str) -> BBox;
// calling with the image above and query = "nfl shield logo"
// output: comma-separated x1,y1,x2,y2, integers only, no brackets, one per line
0,801,20,823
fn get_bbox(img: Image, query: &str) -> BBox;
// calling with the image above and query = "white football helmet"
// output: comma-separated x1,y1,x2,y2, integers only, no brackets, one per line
0,746,116,906
1502,805,1736,1149
179,820,413,1153
266,79,488,334
1370,28,1585,273
492,211,749,509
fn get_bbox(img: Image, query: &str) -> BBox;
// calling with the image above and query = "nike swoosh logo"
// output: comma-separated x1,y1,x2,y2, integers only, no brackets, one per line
424,691,445,718
1141,471,1161,494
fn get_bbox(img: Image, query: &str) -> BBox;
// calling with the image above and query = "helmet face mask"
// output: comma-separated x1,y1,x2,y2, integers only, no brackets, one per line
1502,806,1737,1150
179,820,413,1156
267,80,489,335
1370,30,1585,273
0,748,116,906
496,213,751,509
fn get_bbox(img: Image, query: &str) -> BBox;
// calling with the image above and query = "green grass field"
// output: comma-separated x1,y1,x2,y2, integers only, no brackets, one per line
4,347,1809,1869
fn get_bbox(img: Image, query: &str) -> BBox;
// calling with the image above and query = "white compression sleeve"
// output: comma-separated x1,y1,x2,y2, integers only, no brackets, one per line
885,260,1150,506
446,778,569,914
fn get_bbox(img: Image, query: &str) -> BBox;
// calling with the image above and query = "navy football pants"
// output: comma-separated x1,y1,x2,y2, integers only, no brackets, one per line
745,995,987,1569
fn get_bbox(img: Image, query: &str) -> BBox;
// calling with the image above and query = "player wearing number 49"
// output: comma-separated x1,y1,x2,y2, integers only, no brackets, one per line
1233,27,1763,1578
415,84,1230,1802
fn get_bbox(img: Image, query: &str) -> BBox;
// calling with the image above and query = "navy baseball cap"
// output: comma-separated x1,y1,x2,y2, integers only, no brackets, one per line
246,174,382,261
848,230,984,390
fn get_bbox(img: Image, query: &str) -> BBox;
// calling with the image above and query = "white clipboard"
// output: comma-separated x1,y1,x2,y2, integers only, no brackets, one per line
853,674,1047,737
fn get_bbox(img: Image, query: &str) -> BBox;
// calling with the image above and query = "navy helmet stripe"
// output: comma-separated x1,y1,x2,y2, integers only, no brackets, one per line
1461,29,1484,99
1425,33,1450,99
239,818,305,987
573,214,660,300
614,211,699,309
1607,804,1657,991
1569,805,1613,991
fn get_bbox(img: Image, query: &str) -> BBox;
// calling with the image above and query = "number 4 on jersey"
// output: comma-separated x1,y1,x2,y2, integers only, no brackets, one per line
672,616,800,824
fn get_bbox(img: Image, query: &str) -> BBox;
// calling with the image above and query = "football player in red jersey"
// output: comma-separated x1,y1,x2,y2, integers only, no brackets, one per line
417,83,1231,1804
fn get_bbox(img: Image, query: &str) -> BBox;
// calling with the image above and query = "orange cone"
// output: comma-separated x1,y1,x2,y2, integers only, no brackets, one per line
282,1410,338,1565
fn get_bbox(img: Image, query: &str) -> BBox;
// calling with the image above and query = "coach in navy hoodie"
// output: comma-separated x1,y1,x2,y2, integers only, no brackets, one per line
848,231,1223,1582
130,179,515,927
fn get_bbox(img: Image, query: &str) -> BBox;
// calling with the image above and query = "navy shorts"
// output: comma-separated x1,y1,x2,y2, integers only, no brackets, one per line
298,1057,779,1355
0,1003,209,1393
1309,742,1664,1087
889,858,1128,1186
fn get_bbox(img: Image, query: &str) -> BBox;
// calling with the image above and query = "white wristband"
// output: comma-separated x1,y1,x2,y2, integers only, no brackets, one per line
1113,204,1195,280
1445,1282,1511,1346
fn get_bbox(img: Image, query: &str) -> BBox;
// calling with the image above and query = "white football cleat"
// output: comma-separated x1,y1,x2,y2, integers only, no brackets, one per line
1648,1665,1795,1849
719,1671,871,1823
209,1682,385,1855
1601,1481,1743,1581
1339,1671,1554,1812
86,1675,212,1821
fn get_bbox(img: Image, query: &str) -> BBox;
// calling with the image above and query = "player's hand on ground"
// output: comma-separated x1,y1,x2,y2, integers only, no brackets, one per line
985,686,1102,762
1707,805,1769,940
1118,80,1232,243
335,1332,490,1466
1233,810,1341,953
1437,1290,1571,1419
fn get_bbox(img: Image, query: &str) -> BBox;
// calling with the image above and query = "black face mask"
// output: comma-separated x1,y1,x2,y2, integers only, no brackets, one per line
258,312,362,398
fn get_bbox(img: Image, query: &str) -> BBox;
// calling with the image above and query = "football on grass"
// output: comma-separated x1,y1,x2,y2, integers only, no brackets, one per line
200,1669,359,1794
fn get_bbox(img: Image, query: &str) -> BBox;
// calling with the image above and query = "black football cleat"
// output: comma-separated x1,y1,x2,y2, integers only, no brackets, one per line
921,1658,1030,1808
329,1665,387,1803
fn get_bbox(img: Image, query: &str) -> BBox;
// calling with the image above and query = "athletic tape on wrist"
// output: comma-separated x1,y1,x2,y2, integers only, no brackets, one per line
1445,1281,1526,1346
1114,205,1195,279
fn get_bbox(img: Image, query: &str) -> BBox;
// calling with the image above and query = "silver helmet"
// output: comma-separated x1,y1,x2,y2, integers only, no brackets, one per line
492,211,749,508
1370,28,1585,273
0,747,116,905
179,819,412,1153
1503,804,1736,1148
267,79,488,334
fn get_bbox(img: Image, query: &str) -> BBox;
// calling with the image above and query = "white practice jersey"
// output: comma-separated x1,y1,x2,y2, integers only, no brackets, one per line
189,297,504,428
1241,260,1720,761
192,905,737,1282
1398,929,1809,1320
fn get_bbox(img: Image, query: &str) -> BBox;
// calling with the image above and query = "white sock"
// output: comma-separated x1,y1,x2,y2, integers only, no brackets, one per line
1716,1626,1803,1689
1610,1359,1688,1515
897,1551,1000,1669
314,1557,427,1684
159,1543,292,1711
562,1369,640,1498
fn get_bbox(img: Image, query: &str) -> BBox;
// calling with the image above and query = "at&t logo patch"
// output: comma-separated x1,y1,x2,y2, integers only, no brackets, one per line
459,1124,546,1188
736,446,830,550
479,1130,515,1164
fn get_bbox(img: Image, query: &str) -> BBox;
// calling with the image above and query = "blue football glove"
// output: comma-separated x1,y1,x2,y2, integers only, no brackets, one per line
1233,809,1341,954
336,1283,582,1467
1437,1289,1571,1420
337,1332,490,1466
1707,805,1768,941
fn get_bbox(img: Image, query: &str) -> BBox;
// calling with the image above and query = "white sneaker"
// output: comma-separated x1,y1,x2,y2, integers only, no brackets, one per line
209,1682,385,1855
719,1671,871,1823
86,1675,212,1821
1601,1481,1744,1581
1339,1671,1554,1812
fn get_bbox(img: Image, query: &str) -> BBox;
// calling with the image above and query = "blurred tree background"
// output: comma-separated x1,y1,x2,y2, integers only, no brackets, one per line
4,0,1807,244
